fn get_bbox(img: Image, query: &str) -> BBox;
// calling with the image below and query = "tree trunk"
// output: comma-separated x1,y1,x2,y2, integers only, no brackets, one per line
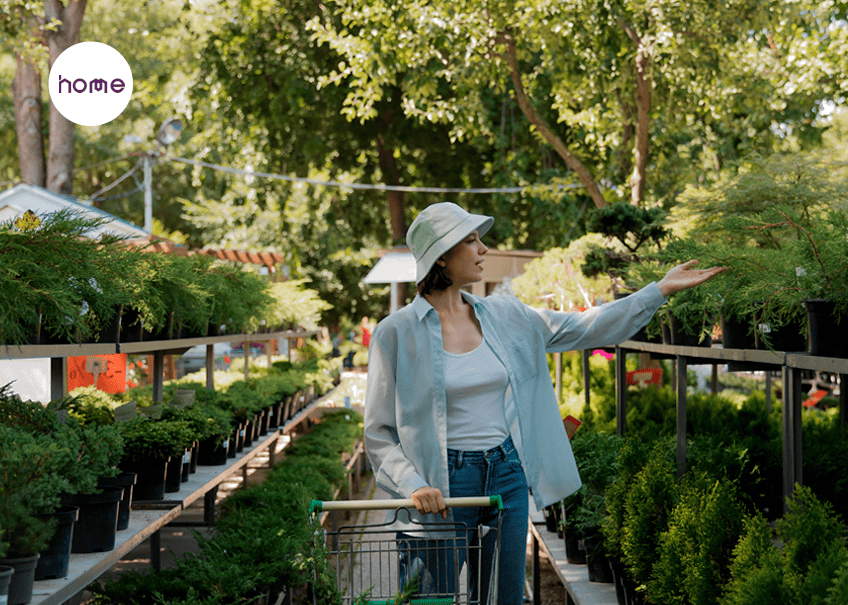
616,89,634,186
620,20,651,207
12,54,47,187
376,121,409,304
500,35,608,209
45,0,88,195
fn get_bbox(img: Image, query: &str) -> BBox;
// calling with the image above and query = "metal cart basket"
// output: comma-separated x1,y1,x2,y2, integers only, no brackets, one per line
309,496,503,605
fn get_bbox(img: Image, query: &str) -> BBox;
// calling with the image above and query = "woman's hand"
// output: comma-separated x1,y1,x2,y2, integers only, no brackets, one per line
411,486,448,519
657,260,726,297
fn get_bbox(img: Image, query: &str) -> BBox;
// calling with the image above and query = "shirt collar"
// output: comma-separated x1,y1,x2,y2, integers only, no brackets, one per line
412,291,484,321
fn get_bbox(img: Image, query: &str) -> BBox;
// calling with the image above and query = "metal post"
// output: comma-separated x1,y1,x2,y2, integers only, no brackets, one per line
532,533,540,605
840,374,847,431
243,341,249,380
782,365,803,511
205,343,214,390
204,486,218,525
615,347,627,436
152,351,164,403
143,154,153,232
150,530,161,571
676,356,687,477
50,357,67,401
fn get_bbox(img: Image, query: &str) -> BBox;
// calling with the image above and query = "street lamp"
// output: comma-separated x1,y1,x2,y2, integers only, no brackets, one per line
125,117,183,232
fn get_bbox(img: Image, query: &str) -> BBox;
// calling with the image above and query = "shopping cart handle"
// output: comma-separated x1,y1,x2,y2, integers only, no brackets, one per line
310,495,503,513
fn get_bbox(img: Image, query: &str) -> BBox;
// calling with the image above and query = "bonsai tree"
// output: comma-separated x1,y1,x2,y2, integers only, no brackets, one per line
582,203,669,294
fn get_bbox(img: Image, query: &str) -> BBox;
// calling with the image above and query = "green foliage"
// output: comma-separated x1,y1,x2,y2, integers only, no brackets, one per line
67,385,119,425
91,406,362,605
0,210,130,344
1,384,124,495
162,402,233,445
721,486,848,605
563,429,622,538
620,440,679,589
0,425,63,557
512,235,615,312
118,417,198,462
721,513,788,605
650,476,745,605
583,204,670,285
267,279,333,331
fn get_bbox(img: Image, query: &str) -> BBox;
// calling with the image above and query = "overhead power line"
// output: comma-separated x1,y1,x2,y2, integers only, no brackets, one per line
168,156,583,195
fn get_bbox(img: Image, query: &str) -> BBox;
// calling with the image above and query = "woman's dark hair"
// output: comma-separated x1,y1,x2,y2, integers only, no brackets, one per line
417,260,452,296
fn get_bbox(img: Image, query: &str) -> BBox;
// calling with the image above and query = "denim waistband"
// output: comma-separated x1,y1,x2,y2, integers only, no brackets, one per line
447,435,515,462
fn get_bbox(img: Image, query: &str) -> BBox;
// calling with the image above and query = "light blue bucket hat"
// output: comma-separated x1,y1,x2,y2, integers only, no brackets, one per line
406,202,494,284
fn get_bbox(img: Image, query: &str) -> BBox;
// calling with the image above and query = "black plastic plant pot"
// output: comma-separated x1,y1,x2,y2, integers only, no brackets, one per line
565,531,586,565
190,441,199,473
118,307,144,343
0,555,39,605
98,471,137,531
583,535,614,584
259,408,270,436
122,456,168,501
63,487,123,553
755,317,806,353
165,451,186,493
34,505,79,580
720,313,756,350
0,565,13,602
804,299,848,358
227,429,237,459
242,419,254,448
668,315,712,347
198,436,228,466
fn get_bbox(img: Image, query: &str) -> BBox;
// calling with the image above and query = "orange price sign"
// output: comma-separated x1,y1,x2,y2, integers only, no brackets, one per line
67,354,127,393
626,368,663,388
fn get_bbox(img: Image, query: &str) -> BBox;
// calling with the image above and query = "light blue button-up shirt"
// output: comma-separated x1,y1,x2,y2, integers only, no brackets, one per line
363,283,666,527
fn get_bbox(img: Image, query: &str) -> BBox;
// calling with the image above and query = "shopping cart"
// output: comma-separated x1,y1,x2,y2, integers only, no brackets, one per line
309,496,503,605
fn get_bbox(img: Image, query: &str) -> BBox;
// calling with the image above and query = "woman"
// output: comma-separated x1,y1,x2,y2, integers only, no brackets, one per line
363,202,723,605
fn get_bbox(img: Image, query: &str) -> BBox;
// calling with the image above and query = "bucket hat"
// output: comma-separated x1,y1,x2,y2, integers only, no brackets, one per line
406,202,494,284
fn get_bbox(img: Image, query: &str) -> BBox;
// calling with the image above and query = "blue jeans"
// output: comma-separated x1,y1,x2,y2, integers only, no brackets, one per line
397,436,529,605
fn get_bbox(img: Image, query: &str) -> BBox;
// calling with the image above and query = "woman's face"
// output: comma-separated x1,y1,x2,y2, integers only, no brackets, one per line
439,230,488,286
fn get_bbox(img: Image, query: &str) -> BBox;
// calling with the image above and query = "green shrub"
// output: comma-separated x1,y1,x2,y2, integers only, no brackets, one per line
91,406,362,605
119,417,198,461
649,475,745,605
721,487,848,605
620,439,679,589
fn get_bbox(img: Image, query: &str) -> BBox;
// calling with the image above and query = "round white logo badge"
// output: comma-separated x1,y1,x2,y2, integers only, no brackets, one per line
48,41,133,127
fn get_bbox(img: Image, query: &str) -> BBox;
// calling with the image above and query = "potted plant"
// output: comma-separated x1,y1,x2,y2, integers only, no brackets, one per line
647,475,744,604
0,426,63,605
118,417,197,500
0,210,130,346
196,258,273,336
565,429,622,582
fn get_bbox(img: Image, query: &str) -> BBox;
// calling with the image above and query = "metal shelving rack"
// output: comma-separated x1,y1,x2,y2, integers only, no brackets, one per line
1,329,318,402
611,340,848,509
1,328,323,605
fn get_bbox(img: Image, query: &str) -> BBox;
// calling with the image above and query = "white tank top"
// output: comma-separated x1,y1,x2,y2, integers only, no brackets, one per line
443,339,510,451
